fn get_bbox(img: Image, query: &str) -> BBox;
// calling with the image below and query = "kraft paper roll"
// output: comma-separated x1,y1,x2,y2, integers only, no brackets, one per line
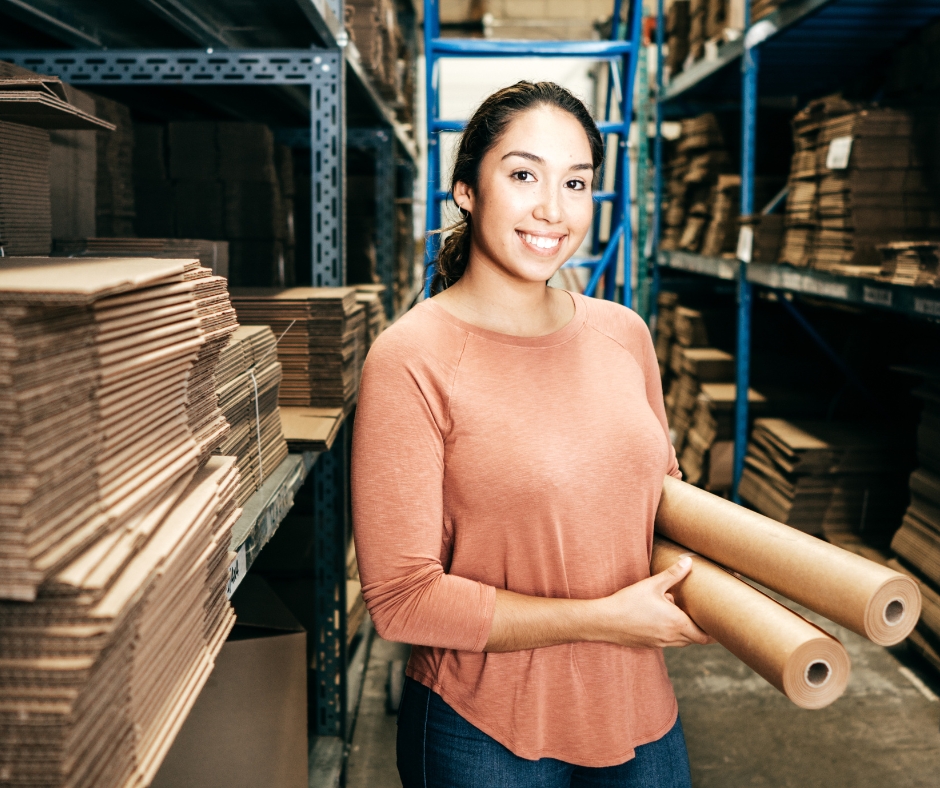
657,476,921,646
652,537,850,709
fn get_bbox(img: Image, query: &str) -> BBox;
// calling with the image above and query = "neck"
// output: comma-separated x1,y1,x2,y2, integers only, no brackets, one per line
434,249,573,338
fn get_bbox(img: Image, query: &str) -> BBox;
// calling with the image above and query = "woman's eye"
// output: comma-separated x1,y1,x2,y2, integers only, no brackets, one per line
566,179,586,191
512,170,534,182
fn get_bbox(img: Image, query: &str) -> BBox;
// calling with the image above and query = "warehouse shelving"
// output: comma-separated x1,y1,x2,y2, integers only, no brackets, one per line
651,0,940,499
0,0,415,783
226,451,319,598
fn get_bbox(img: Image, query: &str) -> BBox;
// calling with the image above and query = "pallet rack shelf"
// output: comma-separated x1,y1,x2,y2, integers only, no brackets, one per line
651,0,940,500
0,1,415,783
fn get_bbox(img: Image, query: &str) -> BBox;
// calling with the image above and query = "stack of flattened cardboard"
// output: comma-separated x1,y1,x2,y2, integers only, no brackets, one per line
891,379,940,672
347,0,405,103
660,114,732,253
0,63,113,256
740,418,908,539
93,94,135,237
654,290,680,382
700,175,741,257
0,258,234,600
876,240,940,287
0,257,241,787
687,0,708,66
214,325,289,506
230,287,366,412
49,85,98,242
0,457,240,788
665,0,690,79
779,95,861,268
53,237,229,278
354,283,388,354
166,122,290,286
666,344,735,458
680,384,767,491
813,107,940,271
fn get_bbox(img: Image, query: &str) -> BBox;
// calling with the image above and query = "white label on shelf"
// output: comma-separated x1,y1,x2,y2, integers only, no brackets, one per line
744,19,778,49
863,286,892,307
226,545,248,599
915,297,940,318
736,225,754,263
826,136,854,169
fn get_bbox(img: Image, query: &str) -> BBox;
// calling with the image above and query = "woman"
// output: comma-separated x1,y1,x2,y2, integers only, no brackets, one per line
351,81,709,788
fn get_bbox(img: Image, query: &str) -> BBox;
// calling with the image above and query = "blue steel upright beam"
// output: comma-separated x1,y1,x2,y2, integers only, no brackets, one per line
616,0,644,309
424,0,442,296
733,8,758,502
649,0,665,328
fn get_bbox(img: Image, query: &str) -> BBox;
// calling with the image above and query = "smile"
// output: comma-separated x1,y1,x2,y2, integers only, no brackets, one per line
517,231,564,252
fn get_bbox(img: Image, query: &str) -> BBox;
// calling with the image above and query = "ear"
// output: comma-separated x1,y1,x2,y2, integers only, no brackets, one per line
453,180,474,214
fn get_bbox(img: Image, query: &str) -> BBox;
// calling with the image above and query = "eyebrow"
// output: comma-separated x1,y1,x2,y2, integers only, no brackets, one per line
501,150,593,171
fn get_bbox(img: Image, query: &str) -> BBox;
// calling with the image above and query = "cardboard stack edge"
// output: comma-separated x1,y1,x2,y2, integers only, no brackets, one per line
214,324,289,507
0,257,241,788
229,287,366,414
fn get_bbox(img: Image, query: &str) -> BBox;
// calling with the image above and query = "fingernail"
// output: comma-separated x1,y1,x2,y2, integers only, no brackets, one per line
679,556,692,569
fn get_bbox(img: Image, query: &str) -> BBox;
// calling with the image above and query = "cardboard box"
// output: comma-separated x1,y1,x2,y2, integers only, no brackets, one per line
151,576,308,788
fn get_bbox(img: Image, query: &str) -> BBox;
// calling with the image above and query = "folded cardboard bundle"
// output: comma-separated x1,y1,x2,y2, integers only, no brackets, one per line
740,418,908,540
876,240,940,287
230,287,367,412
53,237,229,278
891,378,940,670
779,95,862,268
660,113,733,253
93,94,135,237
666,346,736,457
0,62,113,257
0,257,242,786
214,325,290,506
354,283,388,354
680,383,767,491
0,257,236,600
0,457,240,788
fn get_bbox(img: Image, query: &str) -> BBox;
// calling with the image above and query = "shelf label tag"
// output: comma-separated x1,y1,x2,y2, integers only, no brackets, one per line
736,225,754,263
863,286,892,307
226,545,248,599
915,297,940,318
827,136,853,169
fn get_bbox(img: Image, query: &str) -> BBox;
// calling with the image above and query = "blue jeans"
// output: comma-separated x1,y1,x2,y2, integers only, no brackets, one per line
397,678,692,788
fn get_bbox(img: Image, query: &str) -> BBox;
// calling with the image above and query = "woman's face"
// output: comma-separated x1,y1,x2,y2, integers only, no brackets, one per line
454,105,596,285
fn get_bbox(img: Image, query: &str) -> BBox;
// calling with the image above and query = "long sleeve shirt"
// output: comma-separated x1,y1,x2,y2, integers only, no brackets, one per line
351,292,681,767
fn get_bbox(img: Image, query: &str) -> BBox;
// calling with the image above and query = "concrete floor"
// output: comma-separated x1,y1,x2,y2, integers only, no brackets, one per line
346,599,940,788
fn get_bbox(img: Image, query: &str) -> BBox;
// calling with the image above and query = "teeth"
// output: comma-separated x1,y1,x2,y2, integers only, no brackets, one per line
521,233,559,249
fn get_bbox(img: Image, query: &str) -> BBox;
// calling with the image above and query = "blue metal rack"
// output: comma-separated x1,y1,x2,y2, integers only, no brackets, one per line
651,0,940,501
422,0,644,305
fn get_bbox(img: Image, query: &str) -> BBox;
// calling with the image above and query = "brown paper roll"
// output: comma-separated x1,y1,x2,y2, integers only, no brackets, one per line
657,476,921,646
652,537,850,709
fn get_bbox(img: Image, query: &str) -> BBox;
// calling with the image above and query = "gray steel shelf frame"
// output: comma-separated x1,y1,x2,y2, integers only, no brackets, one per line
1,25,402,788
0,47,347,288
348,127,397,318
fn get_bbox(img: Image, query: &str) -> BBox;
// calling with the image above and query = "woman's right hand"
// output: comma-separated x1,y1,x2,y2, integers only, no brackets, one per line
591,557,713,649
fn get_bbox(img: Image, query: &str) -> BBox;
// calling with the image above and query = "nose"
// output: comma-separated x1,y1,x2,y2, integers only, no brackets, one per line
532,183,562,224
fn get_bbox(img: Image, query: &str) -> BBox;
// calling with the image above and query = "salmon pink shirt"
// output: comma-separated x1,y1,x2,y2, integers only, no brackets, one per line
351,292,681,767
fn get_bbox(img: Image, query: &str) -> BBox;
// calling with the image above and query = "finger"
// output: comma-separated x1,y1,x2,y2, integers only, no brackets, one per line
664,592,675,604
652,556,693,592
683,619,711,645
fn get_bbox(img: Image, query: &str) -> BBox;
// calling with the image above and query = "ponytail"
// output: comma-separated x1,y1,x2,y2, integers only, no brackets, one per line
431,215,472,295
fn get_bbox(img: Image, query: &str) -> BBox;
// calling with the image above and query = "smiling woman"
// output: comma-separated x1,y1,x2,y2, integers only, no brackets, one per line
352,81,702,788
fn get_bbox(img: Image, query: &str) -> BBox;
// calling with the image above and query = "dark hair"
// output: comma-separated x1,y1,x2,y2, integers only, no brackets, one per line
430,81,605,295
